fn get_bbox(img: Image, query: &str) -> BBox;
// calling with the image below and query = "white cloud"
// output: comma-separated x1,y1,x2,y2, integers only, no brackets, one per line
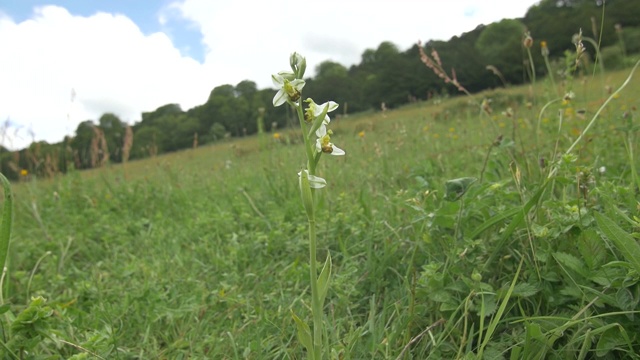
0,5,214,149
0,1,539,149
173,0,539,89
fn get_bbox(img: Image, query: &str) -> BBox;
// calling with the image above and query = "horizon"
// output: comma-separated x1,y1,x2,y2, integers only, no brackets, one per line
0,0,539,150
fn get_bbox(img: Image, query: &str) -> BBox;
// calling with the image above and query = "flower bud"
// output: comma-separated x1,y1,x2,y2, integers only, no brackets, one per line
290,52,306,79
541,40,549,57
298,170,326,219
523,32,533,49
299,170,314,219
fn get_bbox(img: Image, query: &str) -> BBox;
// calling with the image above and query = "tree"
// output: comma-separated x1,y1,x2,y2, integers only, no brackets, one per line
475,19,527,83
70,120,96,169
98,113,126,162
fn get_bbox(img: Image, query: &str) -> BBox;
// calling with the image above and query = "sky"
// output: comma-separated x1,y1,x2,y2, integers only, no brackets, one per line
0,0,540,150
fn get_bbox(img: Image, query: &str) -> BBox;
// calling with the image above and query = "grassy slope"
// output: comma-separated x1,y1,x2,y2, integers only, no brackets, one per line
4,66,640,358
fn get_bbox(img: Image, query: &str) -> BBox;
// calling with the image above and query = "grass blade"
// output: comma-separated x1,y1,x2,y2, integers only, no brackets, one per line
0,173,13,273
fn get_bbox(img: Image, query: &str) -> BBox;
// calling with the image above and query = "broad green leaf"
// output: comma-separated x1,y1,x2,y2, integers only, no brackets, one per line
595,212,640,274
615,288,636,312
553,252,589,278
577,229,606,269
444,177,477,201
317,253,332,306
291,310,312,352
478,293,497,317
483,181,549,271
596,325,625,357
0,303,10,315
511,282,540,298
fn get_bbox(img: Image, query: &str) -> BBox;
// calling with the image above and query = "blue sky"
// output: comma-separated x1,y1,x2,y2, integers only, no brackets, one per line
0,0,540,149
2,0,205,60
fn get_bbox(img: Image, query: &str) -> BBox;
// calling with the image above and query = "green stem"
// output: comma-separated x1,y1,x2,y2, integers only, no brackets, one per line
0,172,13,276
526,48,536,87
295,101,316,174
293,98,325,359
308,218,323,360
543,55,559,98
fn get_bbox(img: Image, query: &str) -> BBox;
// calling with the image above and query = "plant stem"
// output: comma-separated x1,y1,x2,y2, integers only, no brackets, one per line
308,217,323,360
543,55,559,98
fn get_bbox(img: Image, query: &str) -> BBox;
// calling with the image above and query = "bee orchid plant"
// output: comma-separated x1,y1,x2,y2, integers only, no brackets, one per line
272,52,344,359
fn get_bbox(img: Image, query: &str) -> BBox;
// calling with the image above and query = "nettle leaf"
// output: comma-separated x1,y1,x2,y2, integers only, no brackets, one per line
511,282,540,298
477,293,497,317
430,289,454,303
596,325,628,357
615,287,637,312
553,252,589,278
578,229,606,269
589,265,626,287
595,212,640,274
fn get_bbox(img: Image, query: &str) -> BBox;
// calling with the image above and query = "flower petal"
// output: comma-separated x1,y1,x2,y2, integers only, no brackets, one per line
273,89,287,106
278,71,296,81
330,144,345,156
298,170,326,188
307,174,327,188
323,101,339,113
291,79,306,91
315,124,327,138
271,74,284,87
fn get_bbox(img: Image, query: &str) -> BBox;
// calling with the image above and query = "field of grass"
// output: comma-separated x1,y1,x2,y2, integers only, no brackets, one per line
1,62,640,359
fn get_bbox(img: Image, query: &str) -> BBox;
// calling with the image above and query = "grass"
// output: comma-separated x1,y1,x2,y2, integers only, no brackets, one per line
1,62,639,359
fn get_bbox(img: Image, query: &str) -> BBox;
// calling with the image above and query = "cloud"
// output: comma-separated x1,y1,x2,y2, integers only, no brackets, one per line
0,5,214,149
172,0,537,88
0,1,538,149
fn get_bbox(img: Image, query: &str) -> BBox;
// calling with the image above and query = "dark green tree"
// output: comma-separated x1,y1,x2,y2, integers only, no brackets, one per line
476,19,527,83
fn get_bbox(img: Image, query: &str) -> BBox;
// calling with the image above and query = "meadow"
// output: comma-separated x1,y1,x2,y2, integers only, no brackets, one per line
2,60,640,359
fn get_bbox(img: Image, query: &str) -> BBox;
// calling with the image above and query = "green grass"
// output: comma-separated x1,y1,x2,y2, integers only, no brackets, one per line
1,64,640,359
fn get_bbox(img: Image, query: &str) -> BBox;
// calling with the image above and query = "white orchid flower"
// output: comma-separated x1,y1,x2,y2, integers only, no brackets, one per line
272,73,305,107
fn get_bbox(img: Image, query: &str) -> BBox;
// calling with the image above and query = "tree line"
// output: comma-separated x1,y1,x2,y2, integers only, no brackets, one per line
2,0,638,180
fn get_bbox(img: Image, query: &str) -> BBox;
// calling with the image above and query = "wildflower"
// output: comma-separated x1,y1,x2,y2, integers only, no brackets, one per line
502,108,514,118
20,169,28,176
315,128,345,155
272,73,305,106
540,40,549,57
289,52,307,78
562,91,575,106
481,98,492,115
273,132,281,140
615,23,622,33
565,108,575,118
358,130,365,138
304,98,339,136
598,166,606,174
573,29,586,66
523,31,533,49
